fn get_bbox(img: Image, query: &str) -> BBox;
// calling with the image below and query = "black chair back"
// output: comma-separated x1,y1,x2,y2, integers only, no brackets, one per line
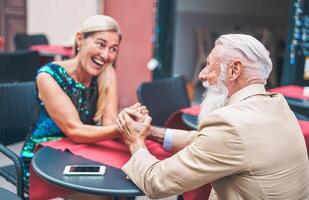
137,76,190,126
0,82,36,145
14,33,49,50
0,82,36,199
0,50,40,83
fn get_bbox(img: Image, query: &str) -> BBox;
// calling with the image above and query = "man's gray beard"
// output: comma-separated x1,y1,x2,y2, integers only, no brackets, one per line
198,80,229,125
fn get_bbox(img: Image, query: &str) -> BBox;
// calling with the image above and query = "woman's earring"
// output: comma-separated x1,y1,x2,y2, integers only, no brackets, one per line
77,47,80,52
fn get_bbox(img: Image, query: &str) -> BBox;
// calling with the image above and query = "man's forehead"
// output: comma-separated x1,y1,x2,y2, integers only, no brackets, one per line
208,46,222,61
212,45,224,54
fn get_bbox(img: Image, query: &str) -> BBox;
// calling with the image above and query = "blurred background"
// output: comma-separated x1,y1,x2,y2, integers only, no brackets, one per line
0,0,308,108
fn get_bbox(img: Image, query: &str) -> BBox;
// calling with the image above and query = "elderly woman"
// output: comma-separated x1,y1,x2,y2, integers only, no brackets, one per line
20,15,128,183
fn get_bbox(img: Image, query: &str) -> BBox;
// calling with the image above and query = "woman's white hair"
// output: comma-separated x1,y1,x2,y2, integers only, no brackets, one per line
215,34,272,85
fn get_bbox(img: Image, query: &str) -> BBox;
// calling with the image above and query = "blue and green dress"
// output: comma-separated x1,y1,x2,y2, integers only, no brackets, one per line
20,63,98,182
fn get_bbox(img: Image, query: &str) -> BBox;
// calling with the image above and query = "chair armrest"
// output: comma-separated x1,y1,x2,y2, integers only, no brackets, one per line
0,143,25,199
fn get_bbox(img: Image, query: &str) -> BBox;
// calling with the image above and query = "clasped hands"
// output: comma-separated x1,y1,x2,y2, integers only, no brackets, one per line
116,103,151,152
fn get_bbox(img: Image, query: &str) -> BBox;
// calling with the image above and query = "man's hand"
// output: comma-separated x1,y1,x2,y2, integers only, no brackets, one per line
122,103,149,123
116,109,152,153
129,103,149,116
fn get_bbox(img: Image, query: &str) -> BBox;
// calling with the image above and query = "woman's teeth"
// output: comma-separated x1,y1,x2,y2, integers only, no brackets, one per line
93,58,104,66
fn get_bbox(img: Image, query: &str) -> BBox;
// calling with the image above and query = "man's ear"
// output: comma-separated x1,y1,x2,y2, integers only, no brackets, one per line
228,61,243,81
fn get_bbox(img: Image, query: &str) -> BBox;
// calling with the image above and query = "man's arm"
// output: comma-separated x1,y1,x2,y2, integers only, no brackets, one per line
122,114,246,199
148,126,199,153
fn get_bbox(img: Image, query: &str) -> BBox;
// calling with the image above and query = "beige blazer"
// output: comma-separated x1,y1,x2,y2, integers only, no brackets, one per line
122,84,309,199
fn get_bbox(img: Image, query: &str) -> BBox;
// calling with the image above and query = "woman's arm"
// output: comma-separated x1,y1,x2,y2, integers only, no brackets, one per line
37,72,119,143
100,66,118,126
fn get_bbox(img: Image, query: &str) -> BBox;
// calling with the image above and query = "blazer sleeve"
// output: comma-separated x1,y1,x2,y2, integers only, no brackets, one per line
171,130,199,152
122,114,247,199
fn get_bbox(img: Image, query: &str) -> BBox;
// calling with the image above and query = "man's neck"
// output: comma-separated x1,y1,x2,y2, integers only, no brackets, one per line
228,80,264,97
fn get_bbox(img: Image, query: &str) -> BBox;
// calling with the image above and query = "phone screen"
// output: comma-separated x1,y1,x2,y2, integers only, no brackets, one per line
69,166,100,173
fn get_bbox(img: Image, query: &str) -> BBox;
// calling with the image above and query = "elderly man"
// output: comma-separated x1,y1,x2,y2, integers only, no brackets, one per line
116,34,309,199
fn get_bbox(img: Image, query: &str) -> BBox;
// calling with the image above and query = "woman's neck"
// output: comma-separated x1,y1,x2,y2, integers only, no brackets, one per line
63,57,93,87
72,67,92,87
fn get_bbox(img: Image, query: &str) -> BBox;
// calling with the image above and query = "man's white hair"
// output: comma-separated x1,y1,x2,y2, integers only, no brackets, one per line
215,34,272,85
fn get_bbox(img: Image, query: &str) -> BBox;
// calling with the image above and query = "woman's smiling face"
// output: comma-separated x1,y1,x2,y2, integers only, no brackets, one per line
76,31,120,76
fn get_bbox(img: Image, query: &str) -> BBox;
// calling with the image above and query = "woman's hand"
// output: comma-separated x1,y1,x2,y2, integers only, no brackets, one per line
116,109,152,152
129,103,149,119
116,103,149,128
